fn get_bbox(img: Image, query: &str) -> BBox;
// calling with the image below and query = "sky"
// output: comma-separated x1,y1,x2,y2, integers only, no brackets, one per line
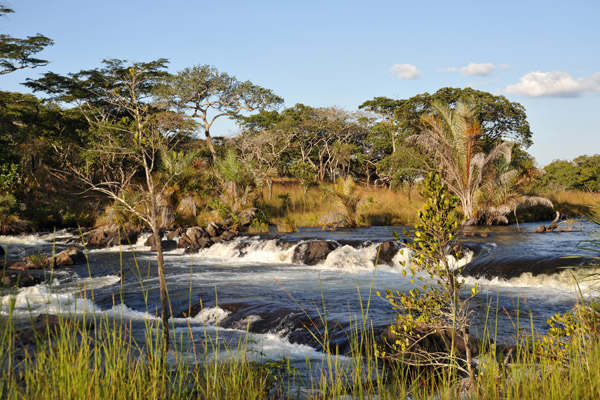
2,0,599,166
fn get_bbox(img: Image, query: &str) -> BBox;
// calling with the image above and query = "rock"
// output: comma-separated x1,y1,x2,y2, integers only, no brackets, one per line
292,240,339,266
50,246,87,267
217,230,238,242
0,245,4,256
205,222,221,238
374,241,399,265
177,196,197,218
86,225,139,247
144,233,162,247
238,208,259,226
178,237,189,249
150,239,177,252
7,261,29,270
380,323,480,362
534,224,546,233
319,212,350,230
196,237,213,249
186,227,205,244
14,314,62,346
0,271,43,288
167,227,184,241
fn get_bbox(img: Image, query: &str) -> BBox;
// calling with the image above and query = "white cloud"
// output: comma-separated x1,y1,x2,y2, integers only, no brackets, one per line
437,67,457,72
505,71,600,98
389,63,421,79
460,62,496,76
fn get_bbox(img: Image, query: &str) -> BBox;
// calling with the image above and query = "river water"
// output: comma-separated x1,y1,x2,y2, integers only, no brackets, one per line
1,221,599,367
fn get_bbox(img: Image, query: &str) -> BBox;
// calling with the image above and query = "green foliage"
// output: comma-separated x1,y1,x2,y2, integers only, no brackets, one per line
0,163,19,195
0,6,53,75
539,154,600,193
377,173,479,382
360,87,533,150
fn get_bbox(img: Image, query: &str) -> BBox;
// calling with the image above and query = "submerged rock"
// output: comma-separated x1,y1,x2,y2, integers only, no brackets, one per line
292,240,339,266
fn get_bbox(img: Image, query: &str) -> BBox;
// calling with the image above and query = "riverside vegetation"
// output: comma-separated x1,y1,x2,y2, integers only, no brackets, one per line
2,3,600,399
2,173,600,399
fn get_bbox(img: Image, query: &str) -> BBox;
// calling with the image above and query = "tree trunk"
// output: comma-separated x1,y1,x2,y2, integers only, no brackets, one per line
267,179,273,201
152,224,170,356
205,129,217,163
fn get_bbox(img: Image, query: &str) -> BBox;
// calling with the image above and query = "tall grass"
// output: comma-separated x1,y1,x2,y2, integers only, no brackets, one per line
260,180,423,228
2,242,600,399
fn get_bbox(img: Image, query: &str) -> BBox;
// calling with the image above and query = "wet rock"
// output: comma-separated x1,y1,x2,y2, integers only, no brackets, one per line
461,255,597,280
292,240,339,266
49,246,87,267
7,261,29,270
217,230,238,242
150,239,177,252
144,233,162,247
1,271,44,288
374,241,399,265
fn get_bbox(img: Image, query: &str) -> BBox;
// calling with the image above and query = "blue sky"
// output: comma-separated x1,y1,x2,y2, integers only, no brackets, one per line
2,0,599,166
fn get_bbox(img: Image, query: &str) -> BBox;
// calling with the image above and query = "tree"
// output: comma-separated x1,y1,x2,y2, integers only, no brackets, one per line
378,172,479,390
0,5,53,75
157,65,283,162
360,87,533,150
27,59,193,353
407,99,514,224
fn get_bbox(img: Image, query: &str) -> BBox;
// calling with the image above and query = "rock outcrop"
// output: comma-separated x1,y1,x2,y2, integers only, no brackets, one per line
292,240,339,265
176,223,240,253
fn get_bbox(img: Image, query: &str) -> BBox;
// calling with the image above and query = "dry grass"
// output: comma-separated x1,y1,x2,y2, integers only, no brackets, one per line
542,191,600,218
260,179,423,228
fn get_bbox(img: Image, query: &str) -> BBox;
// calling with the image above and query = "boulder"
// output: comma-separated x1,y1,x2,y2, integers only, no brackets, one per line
186,227,205,244
374,241,399,265
144,233,163,247
86,225,139,247
1,271,43,288
217,230,238,242
50,246,87,267
292,240,339,266
380,323,480,362
319,212,350,230
150,239,177,252
167,227,184,241
205,222,221,238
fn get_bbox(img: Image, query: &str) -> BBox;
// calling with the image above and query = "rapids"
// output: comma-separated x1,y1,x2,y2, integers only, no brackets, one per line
1,221,599,364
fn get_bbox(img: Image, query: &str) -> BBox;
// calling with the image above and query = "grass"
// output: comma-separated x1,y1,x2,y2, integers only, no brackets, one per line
2,260,600,399
259,180,423,229
542,190,600,218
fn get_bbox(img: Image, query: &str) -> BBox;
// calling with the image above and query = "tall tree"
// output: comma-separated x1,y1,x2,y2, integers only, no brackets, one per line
0,5,53,75
360,87,533,150
157,65,283,162
27,59,192,353
408,99,514,224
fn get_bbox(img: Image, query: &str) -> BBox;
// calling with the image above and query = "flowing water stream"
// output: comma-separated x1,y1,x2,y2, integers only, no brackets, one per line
1,221,599,369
